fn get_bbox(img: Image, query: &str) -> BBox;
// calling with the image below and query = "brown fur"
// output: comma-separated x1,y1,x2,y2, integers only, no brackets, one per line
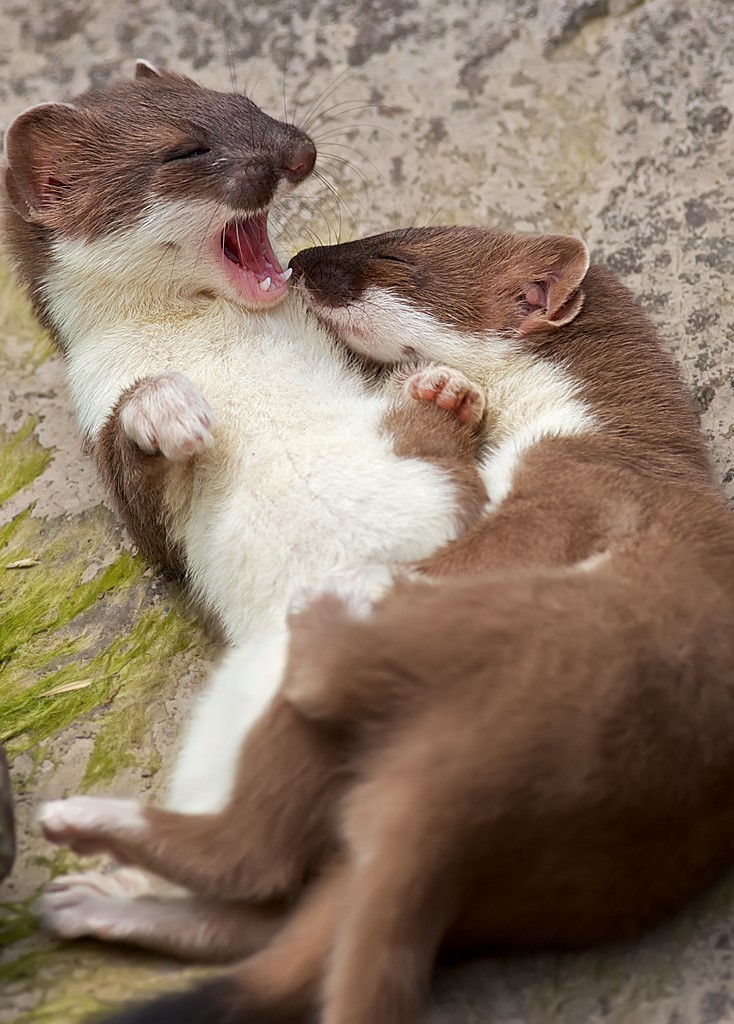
294,231,710,489
76,228,734,1024
92,381,186,572
285,492,734,948
290,227,589,335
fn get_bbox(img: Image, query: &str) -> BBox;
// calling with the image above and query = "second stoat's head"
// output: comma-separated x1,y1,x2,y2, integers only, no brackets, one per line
290,226,589,374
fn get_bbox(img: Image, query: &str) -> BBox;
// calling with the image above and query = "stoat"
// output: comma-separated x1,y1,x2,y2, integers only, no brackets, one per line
45,227,734,1024
3,64,488,935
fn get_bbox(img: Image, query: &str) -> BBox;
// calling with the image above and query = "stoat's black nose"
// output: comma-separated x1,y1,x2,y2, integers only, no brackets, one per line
280,141,317,183
287,254,305,280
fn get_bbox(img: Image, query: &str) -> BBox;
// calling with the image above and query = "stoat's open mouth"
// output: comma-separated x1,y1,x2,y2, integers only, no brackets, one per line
219,212,292,306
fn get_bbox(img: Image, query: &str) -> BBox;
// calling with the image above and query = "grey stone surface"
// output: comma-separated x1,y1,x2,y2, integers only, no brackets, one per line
0,0,733,1020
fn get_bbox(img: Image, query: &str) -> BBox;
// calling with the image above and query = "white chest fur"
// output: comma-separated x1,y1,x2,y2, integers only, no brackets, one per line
479,353,596,507
65,297,464,642
321,288,597,513
56,290,467,811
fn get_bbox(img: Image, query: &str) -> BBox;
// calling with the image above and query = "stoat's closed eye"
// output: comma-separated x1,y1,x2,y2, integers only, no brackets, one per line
162,146,212,163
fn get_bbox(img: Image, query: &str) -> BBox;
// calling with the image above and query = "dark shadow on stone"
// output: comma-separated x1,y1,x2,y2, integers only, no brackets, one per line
0,744,16,881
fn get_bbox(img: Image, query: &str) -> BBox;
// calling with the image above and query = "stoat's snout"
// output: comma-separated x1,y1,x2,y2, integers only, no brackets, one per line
289,233,416,313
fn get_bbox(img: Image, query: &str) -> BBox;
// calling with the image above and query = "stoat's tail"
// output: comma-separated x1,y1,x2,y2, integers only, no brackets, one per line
91,975,304,1024
91,977,249,1024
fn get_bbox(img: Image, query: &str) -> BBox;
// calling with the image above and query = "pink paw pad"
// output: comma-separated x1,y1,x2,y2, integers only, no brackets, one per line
406,366,486,425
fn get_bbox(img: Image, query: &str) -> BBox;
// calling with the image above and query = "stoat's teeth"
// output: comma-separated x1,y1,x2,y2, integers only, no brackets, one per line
282,267,293,282
259,277,271,292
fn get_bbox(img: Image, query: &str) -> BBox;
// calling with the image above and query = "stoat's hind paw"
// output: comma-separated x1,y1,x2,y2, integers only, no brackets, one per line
39,868,152,940
38,796,146,857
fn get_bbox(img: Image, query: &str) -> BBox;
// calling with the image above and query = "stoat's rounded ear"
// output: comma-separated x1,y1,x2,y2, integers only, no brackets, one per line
519,236,590,335
4,102,81,226
134,58,165,80
134,59,196,86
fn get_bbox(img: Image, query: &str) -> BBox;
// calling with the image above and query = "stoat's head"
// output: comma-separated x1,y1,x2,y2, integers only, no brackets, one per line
290,227,589,372
3,60,316,333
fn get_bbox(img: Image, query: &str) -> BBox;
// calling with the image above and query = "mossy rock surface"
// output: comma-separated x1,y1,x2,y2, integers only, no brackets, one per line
1,0,734,1021
0,259,215,1021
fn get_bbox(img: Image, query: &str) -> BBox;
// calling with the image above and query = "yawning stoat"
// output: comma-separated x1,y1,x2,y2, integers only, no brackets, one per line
3,65,488,937
43,227,734,1024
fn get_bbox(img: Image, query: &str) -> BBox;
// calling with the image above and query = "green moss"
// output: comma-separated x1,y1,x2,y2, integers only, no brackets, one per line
13,992,102,1024
0,258,54,369
2,931,208,1024
0,509,152,755
29,845,89,879
0,499,203,763
0,419,53,505
0,515,142,666
82,606,195,788
0,947,55,987
0,896,38,948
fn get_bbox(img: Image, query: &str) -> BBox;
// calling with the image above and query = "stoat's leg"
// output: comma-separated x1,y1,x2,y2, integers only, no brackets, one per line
382,363,486,462
381,364,488,533
92,371,215,569
39,870,282,961
320,773,451,1024
38,694,342,905
39,796,150,861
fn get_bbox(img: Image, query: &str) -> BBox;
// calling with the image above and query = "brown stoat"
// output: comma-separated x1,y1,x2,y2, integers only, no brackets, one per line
40,228,734,1024
4,64,491,947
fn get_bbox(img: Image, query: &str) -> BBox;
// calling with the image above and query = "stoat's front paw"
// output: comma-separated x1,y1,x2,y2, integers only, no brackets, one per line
405,365,486,426
120,371,216,460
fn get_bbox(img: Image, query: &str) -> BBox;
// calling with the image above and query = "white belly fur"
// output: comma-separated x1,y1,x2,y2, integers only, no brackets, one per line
65,295,468,812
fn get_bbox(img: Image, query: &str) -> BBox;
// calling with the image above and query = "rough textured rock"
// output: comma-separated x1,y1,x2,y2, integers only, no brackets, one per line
0,0,732,1020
